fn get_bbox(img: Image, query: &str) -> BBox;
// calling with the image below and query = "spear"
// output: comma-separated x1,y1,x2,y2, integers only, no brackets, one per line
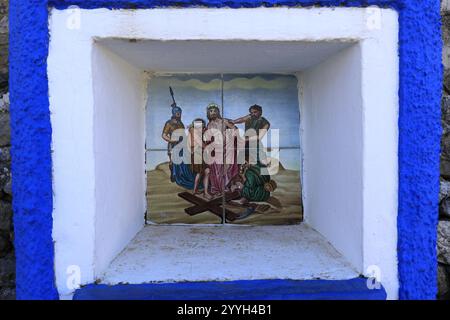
169,86,177,108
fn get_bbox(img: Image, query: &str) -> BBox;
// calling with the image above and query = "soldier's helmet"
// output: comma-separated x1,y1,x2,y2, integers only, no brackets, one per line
172,106,182,116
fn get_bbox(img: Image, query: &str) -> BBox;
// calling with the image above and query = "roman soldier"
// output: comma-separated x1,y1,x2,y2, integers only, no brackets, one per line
161,87,197,189
161,105,185,182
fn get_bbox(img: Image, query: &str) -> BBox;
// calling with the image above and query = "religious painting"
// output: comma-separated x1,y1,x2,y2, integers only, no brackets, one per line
146,74,303,225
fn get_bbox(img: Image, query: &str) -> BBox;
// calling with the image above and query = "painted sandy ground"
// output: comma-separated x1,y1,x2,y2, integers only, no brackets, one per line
146,162,303,225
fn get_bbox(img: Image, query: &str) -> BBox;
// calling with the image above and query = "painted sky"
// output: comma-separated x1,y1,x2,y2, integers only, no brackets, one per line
146,74,301,151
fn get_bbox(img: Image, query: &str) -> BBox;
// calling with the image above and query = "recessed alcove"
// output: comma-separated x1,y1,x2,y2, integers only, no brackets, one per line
48,7,399,299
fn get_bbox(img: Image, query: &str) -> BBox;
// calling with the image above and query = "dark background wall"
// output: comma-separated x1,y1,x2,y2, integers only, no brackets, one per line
0,0,14,301
439,0,450,300
0,1,448,300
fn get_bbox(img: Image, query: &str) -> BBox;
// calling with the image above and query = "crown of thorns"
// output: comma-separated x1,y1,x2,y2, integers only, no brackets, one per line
207,103,220,110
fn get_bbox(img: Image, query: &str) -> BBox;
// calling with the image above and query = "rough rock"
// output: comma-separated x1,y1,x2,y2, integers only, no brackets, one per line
445,69,450,96
442,159,450,180
443,96,450,134
439,264,450,297
440,178,450,218
0,287,14,300
0,93,9,112
0,0,12,300
441,130,450,179
440,197,450,219
0,146,10,164
438,221,450,265
2,92,8,105
443,0,450,13
0,15,7,34
0,231,11,258
0,252,15,290
442,132,450,160
0,111,9,147
443,14,450,75
0,6,7,94
0,74,6,97
440,178,450,202
0,166,9,192
3,177,10,195
0,200,12,231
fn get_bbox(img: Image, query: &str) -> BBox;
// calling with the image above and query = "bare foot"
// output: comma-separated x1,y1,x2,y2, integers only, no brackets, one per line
204,192,213,200
231,197,248,205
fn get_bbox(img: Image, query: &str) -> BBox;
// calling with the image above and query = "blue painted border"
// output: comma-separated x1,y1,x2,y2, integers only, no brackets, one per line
73,278,387,300
9,0,442,300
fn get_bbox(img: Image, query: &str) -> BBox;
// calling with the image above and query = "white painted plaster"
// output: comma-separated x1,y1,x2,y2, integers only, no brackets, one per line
48,7,398,299
101,225,359,284
300,44,364,272
360,19,399,298
49,19,97,294
299,10,399,299
92,44,146,276
49,31,147,296
100,40,352,73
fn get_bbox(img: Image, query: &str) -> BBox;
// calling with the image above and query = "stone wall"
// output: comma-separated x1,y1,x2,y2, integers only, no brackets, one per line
439,0,450,300
0,0,14,300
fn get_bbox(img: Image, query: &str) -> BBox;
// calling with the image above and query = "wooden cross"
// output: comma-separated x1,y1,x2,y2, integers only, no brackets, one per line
178,191,241,222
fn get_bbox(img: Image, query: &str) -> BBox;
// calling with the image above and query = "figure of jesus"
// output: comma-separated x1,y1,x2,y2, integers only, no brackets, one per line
204,103,240,196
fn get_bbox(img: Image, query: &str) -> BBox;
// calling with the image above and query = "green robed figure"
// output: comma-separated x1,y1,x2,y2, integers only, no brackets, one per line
229,163,277,205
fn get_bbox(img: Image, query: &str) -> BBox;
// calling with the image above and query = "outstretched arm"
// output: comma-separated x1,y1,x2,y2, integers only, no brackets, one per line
224,119,238,129
231,114,251,124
